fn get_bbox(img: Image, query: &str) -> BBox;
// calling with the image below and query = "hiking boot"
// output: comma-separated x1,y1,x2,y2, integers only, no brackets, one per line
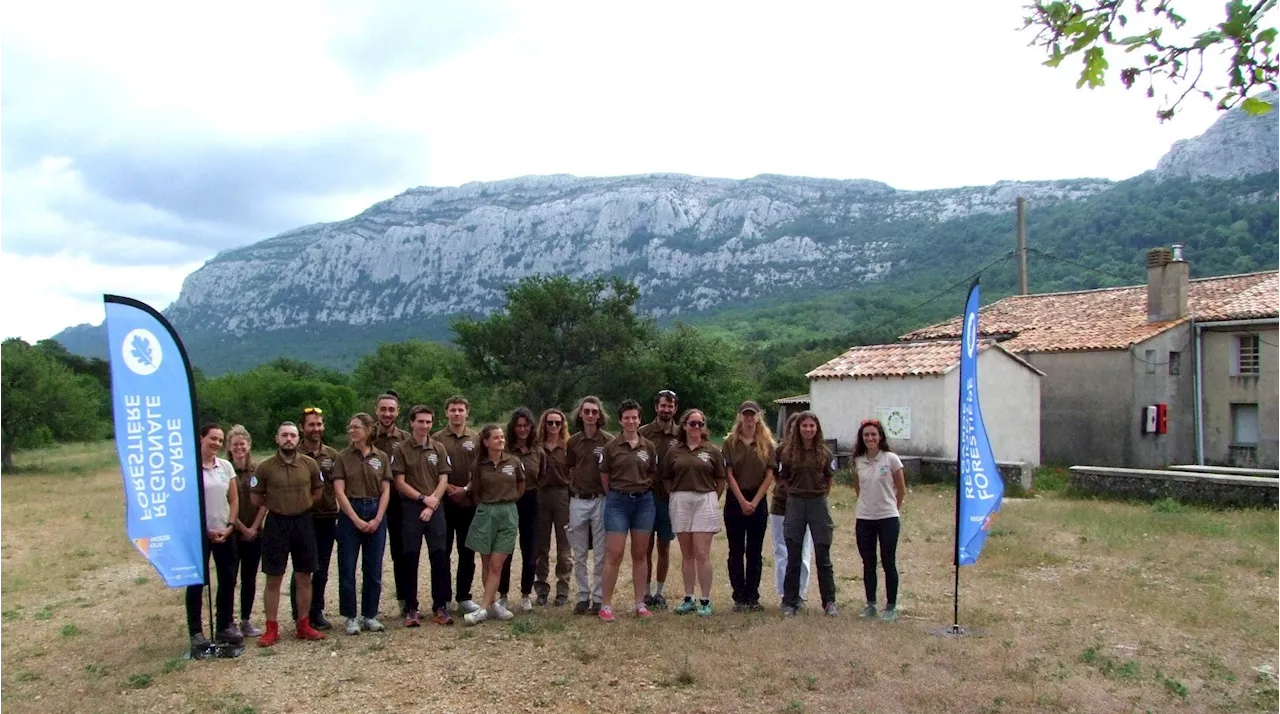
574,601,590,615
697,601,713,617
404,610,422,628
746,601,765,613
189,632,212,652
824,602,839,617
345,617,361,636
553,594,569,607
535,595,549,607
859,604,877,619
215,626,244,645
362,617,386,633
880,607,899,623
295,617,326,640
732,601,745,613
239,620,264,638
674,598,697,615
781,605,798,617
650,594,669,611
590,603,602,615
432,607,454,626
258,621,280,647
310,612,332,630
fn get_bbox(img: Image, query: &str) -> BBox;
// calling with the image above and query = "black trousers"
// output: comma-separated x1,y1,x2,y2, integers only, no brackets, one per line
499,488,539,597
724,489,768,604
386,493,412,607
186,537,238,635
236,535,262,622
855,517,901,607
402,500,450,612
290,514,337,620
444,500,477,603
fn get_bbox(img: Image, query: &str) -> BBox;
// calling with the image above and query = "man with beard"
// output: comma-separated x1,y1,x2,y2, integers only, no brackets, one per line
371,393,412,618
289,407,341,629
433,396,482,614
250,422,325,646
638,389,680,610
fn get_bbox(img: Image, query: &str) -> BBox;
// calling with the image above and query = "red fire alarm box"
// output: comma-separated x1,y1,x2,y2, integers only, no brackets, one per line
1156,403,1168,434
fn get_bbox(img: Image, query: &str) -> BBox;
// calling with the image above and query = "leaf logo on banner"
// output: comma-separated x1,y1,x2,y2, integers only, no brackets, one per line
121,328,164,376
132,334,155,367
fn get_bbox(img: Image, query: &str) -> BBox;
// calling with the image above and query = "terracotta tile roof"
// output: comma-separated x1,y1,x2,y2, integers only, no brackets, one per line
773,394,811,405
807,340,1043,379
900,271,1278,353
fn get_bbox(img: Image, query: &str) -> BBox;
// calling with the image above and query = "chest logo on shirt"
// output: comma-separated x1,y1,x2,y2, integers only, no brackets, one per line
249,476,259,488
636,450,650,463
462,439,475,451
369,458,383,472
830,459,838,472
668,438,679,450
321,458,334,471
697,452,712,463
501,464,516,477
428,452,438,466
593,446,604,457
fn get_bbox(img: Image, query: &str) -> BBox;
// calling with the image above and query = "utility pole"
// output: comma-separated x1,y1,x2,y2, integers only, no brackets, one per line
1016,196,1028,295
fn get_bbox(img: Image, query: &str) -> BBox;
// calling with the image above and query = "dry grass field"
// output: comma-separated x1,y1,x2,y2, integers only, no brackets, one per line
1,442,1277,714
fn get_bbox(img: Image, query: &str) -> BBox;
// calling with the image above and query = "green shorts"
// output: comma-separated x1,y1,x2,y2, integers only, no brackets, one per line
466,502,518,555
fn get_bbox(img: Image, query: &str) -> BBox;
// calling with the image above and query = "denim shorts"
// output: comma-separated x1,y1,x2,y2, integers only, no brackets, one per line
603,489,656,534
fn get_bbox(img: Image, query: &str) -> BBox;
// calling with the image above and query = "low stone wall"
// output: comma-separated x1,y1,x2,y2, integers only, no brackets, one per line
898,456,1033,492
1068,466,1279,508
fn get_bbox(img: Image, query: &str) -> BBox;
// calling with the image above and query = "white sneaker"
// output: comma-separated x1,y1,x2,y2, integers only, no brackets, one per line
463,608,489,626
519,596,534,612
362,617,386,632
492,601,514,621
458,599,481,614
345,618,361,635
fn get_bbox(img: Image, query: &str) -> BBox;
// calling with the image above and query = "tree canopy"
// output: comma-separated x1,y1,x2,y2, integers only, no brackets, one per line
1,338,108,467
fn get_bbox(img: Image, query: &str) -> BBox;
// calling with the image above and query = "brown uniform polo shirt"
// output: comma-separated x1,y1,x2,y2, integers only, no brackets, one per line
372,424,410,462
601,435,658,493
392,438,452,497
233,459,258,524
301,443,340,516
434,426,480,504
639,419,681,501
778,445,835,498
539,443,570,488
472,452,526,505
507,445,545,491
662,441,726,494
251,452,322,516
332,446,392,500
723,437,776,494
567,429,614,498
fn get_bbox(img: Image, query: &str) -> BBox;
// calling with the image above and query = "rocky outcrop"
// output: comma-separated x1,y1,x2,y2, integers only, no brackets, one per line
1155,91,1279,180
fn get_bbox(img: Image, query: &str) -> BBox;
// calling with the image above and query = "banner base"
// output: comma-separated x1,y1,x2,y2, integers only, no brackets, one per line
188,642,244,660
928,624,985,638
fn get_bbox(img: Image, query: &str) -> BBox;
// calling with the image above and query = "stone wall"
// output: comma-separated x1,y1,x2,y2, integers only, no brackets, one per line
1068,466,1279,508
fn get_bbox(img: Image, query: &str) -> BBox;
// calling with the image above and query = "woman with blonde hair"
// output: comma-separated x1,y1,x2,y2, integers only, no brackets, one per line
227,424,267,638
777,411,837,617
533,407,573,607
722,401,775,612
660,408,725,617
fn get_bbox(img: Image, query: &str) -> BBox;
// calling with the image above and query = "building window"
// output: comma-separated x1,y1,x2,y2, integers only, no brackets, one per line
1235,335,1260,375
1168,351,1181,376
1231,403,1260,445
1144,349,1156,374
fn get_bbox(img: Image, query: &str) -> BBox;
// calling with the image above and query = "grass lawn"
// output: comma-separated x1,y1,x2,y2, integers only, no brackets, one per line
1,444,1276,713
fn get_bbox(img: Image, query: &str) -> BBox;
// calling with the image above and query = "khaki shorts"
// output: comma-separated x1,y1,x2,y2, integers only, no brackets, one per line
668,491,721,534
466,502,518,555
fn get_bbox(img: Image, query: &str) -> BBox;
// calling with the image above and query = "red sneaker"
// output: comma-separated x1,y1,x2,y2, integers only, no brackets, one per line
635,605,654,618
295,616,326,641
258,620,280,647
598,606,616,622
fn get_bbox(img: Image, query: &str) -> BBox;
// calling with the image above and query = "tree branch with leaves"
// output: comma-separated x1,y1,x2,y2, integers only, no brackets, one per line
1023,0,1278,120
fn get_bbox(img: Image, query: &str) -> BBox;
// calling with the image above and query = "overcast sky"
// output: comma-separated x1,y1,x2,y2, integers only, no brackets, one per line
0,0,1261,342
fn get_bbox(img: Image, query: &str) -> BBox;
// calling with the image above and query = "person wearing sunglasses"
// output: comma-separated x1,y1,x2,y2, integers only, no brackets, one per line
566,396,614,615
533,408,573,607
777,411,837,617
290,407,340,630
661,408,726,617
638,389,680,610
852,419,906,622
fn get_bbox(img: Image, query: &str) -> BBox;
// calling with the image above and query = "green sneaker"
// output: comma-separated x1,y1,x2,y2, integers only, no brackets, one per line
880,607,898,622
859,604,877,619
673,598,697,615
697,602,713,617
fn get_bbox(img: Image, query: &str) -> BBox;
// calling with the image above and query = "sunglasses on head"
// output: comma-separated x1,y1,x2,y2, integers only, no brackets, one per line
657,389,678,399
860,419,881,428
303,407,323,415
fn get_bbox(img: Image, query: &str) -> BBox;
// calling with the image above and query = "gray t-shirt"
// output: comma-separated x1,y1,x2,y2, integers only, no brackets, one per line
854,451,904,520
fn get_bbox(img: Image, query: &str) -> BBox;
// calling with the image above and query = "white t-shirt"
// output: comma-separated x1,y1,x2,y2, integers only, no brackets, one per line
202,457,235,531
853,451,904,520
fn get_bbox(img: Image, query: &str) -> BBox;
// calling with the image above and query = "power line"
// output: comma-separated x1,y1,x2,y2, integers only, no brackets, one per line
1026,248,1135,283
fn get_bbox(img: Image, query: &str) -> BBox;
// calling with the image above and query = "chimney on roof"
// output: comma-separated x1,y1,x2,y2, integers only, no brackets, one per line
1146,245,1189,323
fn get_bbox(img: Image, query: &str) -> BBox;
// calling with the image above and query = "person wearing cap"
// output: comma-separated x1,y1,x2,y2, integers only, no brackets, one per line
289,407,340,630
463,424,527,625
333,412,393,635
371,393,412,619
596,399,659,621
249,422,326,646
661,408,726,617
638,389,680,610
722,400,776,612
777,411,838,617
566,396,613,615
533,407,573,607
391,405,455,627
771,414,814,608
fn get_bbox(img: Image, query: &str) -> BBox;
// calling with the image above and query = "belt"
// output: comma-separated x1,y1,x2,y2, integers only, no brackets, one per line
574,492,603,499
613,489,651,498
350,497,378,504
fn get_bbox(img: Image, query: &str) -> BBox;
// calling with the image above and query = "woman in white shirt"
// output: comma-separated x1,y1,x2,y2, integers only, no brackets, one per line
852,419,906,622
187,423,244,650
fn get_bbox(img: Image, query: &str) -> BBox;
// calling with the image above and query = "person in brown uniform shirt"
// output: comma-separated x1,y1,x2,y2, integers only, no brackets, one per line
499,407,544,613
533,407,573,607
227,424,266,638
597,399,659,621
722,401,776,612
661,408,726,617
333,412,393,636
639,389,680,610
289,407,340,630
777,411,838,617
249,422,325,647
771,412,814,607
462,425,526,625
391,405,454,627
566,396,614,615
371,393,413,618
433,395,482,615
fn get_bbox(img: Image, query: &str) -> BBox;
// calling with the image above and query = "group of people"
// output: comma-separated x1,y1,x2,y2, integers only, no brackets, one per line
185,390,908,650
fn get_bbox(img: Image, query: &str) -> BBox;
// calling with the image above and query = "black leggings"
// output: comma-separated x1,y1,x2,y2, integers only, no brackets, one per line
500,488,539,598
237,536,262,621
186,538,239,635
855,517,900,607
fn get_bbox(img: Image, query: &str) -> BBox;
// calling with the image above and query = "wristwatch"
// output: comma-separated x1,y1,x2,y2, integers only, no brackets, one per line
417,494,426,504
